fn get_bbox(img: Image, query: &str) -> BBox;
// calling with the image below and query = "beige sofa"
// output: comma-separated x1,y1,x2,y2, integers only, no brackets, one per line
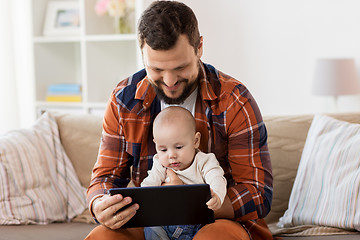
1,112,359,240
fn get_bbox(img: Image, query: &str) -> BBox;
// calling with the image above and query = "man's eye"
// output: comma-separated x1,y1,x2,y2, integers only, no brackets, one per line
152,68,162,73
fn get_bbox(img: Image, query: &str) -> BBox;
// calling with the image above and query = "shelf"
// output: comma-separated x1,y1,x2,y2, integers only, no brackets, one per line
36,101,84,108
36,101,107,116
86,41,138,102
36,101,107,109
33,42,82,102
31,0,143,117
87,102,107,108
33,34,137,43
85,34,137,42
33,36,82,43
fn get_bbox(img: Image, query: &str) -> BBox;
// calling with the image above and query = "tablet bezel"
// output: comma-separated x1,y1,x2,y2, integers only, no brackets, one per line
108,184,215,228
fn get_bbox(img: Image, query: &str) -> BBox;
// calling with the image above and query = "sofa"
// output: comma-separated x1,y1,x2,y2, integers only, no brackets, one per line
0,111,359,240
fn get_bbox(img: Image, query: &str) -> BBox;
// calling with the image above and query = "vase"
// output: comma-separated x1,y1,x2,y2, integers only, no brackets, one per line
114,16,132,34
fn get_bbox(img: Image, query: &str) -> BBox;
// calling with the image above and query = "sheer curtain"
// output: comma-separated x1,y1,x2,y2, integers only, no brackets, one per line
0,0,34,134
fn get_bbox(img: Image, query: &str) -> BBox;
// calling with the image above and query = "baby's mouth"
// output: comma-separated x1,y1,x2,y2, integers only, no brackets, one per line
169,163,181,168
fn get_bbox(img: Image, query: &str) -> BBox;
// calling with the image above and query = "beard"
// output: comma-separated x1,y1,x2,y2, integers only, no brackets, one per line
152,71,200,104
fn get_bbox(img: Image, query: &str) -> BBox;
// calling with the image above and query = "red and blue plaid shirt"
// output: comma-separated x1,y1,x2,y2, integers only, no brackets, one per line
87,62,273,238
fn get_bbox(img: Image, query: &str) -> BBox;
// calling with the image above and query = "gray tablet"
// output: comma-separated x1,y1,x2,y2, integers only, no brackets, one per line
108,184,215,228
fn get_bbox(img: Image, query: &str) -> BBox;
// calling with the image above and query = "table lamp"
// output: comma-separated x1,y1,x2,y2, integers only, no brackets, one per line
312,58,360,107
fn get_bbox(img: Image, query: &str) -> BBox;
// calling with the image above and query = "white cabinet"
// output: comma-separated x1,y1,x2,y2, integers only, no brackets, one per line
31,0,144,116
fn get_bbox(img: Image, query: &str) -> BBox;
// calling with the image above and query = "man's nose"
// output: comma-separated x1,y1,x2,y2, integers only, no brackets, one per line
162,71,177,87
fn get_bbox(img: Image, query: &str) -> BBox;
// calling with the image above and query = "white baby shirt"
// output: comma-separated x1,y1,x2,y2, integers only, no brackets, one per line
141,151,227,205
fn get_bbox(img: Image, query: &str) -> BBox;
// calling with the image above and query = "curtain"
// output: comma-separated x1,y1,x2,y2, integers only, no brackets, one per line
0,0,34,134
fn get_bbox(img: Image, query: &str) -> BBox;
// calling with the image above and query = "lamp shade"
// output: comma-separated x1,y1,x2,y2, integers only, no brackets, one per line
312,58,360,96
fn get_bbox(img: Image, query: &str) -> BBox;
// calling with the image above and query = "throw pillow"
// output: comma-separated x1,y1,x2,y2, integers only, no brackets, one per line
0,112,86,224
278,114,360,231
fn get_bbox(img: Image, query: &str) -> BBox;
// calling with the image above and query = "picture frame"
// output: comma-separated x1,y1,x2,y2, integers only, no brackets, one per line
43,1,81,36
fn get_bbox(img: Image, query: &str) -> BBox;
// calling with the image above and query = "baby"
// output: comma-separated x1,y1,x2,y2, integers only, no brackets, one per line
141,106,227,240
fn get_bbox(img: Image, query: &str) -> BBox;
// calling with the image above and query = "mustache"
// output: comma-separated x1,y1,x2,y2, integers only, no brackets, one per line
154,79,188,87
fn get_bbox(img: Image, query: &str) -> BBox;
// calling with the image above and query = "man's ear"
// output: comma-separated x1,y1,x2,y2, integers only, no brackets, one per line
194,132,201,148
196,36,203,59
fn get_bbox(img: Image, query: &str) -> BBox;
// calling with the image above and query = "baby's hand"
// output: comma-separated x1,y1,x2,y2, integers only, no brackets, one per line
206,189,222,210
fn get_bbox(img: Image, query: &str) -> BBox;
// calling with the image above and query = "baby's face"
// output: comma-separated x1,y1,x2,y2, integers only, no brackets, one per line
154,123,199,171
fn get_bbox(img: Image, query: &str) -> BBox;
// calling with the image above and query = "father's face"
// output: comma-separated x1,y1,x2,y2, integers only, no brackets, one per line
142,35,203,104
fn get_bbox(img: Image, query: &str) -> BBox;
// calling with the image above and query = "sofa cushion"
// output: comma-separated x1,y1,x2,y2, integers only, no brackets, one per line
0,223,96,240
0,112,86,224
264,113,360,226
53,112,103,188
278,114,360,231
264,114,314,224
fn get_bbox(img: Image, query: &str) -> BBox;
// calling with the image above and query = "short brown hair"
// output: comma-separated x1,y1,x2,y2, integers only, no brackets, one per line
138,1,200,52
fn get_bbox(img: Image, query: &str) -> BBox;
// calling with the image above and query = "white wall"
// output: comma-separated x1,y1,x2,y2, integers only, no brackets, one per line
0,0,34,133
144,0,360,115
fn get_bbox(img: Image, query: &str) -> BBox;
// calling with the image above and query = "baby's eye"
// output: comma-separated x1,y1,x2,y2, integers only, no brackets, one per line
160,149,167,152
176,146,183,150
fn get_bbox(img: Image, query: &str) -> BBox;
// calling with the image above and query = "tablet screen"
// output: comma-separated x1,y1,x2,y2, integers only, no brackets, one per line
108,184,215,228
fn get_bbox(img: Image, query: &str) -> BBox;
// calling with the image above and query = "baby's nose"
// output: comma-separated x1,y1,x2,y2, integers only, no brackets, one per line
168,150,177,159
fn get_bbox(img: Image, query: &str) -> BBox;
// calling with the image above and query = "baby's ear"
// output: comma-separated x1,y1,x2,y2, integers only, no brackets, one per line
194,132,201,148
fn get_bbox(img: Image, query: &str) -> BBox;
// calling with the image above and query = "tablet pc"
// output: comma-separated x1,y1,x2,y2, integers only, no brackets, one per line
108,184,215,228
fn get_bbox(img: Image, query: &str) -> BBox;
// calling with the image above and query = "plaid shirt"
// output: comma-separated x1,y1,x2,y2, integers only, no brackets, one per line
87,63,273,238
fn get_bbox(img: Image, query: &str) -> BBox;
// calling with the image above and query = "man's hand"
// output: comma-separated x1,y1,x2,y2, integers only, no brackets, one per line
206,189,222,210
162,168,184,186
92,194,139,230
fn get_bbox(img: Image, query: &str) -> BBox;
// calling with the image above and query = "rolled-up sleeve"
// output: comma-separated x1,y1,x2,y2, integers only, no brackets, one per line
86,88,131,207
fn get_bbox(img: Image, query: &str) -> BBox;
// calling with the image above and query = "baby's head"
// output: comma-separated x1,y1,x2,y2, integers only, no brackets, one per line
153,106,201,171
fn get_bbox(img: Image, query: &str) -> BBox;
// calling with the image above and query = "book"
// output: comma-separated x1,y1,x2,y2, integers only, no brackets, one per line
46,95,82,102
47,84,82,94
46,83,82,102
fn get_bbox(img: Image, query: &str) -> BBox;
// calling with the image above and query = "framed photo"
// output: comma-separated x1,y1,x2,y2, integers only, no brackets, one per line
43,1,81,36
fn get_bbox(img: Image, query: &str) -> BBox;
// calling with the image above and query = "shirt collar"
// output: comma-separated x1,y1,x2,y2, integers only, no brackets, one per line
134,76,156,109
198,61,217,101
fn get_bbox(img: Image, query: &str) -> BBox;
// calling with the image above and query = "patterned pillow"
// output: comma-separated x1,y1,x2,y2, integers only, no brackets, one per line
0,112,86,224
278,114,360,231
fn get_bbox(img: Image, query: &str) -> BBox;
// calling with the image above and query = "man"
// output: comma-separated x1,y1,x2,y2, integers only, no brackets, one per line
86,1,273,239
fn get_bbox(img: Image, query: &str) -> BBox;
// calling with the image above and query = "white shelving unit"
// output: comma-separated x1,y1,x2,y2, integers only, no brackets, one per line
31,0,144,116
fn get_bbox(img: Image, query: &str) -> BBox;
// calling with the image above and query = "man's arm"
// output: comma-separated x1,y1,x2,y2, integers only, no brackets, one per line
84,84,141,229
214,194,234,219
87,86,131,213
225,85,273,222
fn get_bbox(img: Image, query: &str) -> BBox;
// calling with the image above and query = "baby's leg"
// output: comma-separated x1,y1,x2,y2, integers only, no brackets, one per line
144,226,170,240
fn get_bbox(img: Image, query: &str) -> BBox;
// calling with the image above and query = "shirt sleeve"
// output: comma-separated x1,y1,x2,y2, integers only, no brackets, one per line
199,152,227,205
225,85,273,222
140,154,167,187
86,87,131,207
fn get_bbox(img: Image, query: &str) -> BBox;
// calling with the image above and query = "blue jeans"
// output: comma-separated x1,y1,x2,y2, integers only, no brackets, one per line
144,224,202,240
